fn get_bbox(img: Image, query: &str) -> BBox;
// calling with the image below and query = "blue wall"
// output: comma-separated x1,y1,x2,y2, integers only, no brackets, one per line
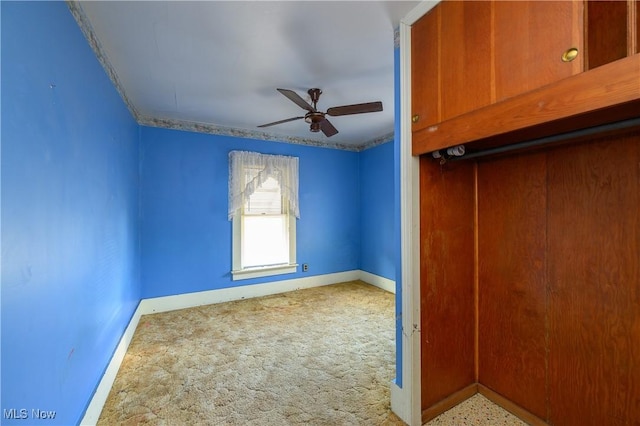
0,2,399,422
140,127,362,298
360,142,395,280
1,3,141,425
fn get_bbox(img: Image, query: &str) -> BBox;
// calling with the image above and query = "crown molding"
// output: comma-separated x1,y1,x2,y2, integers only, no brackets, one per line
66,1,142,122
67,1,392,152
138,115,368,152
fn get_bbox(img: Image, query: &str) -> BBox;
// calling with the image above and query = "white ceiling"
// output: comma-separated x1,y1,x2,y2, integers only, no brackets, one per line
73,1,421,150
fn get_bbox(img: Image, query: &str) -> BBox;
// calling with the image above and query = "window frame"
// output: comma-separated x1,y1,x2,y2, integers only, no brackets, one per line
231,176,297,281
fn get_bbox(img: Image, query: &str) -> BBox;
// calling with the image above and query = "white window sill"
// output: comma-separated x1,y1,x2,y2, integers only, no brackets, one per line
231,264,298,281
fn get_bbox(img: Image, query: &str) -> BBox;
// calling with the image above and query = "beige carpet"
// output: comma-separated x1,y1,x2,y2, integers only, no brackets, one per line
98,281,406,425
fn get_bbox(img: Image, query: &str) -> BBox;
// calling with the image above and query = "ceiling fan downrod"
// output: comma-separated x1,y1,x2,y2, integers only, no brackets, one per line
308,88,322,110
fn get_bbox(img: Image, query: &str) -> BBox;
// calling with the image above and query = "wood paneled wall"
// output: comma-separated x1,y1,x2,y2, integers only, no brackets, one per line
477,153,548,420
547,133,640,425
420,157,476,409
420,130,640,423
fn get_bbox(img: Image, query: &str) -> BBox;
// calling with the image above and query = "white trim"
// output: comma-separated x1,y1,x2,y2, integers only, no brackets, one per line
390,380,411,425
391,2,432,424
401,0,440,26
138,270,361,315
231,172,298,280
80,306,143,426
231,264,298,281
359,270,395,294
80,270,394,424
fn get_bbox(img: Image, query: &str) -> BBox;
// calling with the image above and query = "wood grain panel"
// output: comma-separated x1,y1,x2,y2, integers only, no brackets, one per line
586,0,628,69
636,0,640,53
547,132,640,425
420,156,476,409
477,153,548,420
630,0,640,55
412,54,640,156
411,6,440,132
439,0,492,121
494,1,583,102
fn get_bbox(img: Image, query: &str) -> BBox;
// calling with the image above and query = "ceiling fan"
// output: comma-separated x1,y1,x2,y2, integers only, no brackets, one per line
258,88,383,137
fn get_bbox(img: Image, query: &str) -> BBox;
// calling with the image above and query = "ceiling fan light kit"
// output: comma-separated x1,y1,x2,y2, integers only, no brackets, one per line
258,88,383,138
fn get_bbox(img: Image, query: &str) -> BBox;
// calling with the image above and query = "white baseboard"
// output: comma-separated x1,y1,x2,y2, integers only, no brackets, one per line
80,305,143,425
80,269,394,425
138,270,361,315
391,380,411,425
359,270,395,294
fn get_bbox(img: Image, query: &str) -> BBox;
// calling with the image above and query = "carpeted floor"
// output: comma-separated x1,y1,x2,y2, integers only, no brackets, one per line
98,281,405,425
98,280,527,425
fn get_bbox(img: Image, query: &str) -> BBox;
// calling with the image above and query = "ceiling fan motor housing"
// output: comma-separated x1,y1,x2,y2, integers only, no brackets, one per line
305,111,326,132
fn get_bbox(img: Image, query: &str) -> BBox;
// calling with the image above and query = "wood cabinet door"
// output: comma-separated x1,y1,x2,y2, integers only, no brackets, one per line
411,1,492,133
637,0,640,53
494,0,584,102
411,6,440,133
439,0,492,121
413,1,580,134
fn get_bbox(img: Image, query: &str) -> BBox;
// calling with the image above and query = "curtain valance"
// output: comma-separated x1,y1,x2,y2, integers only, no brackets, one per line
228,150,299,220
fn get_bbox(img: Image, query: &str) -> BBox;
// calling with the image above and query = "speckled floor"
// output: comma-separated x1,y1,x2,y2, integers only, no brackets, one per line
425,394,528,426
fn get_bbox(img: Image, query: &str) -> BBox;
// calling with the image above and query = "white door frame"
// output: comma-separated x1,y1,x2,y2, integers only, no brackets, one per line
391,2,439,425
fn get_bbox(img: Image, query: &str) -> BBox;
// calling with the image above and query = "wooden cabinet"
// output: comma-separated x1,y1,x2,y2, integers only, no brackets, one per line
439,1,492,122
415,0,640,423
637,0,640,52
411,0,583,132
494,1,583,101
412,54,640,155
411,1,492,133
411,6,439,133
411,0,640,156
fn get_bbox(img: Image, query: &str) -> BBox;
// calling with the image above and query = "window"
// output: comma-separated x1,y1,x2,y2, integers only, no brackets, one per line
229,151,299,280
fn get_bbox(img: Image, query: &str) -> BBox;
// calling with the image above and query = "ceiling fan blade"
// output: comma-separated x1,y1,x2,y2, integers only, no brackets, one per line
277,88,316,112
326,101,383,116
257,116,305,128
320,118,339,137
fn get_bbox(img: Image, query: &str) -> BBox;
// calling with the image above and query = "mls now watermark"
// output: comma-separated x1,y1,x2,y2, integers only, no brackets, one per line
4,408,57,420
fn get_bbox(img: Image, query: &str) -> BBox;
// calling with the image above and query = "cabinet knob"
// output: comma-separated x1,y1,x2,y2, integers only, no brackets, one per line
412,115,420,123
561,47,579,63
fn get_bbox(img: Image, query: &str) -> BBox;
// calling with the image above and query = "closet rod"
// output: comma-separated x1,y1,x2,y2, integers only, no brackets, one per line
451,117,640,161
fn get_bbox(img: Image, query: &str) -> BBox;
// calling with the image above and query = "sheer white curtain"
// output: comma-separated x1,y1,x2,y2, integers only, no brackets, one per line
228,151,300,220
